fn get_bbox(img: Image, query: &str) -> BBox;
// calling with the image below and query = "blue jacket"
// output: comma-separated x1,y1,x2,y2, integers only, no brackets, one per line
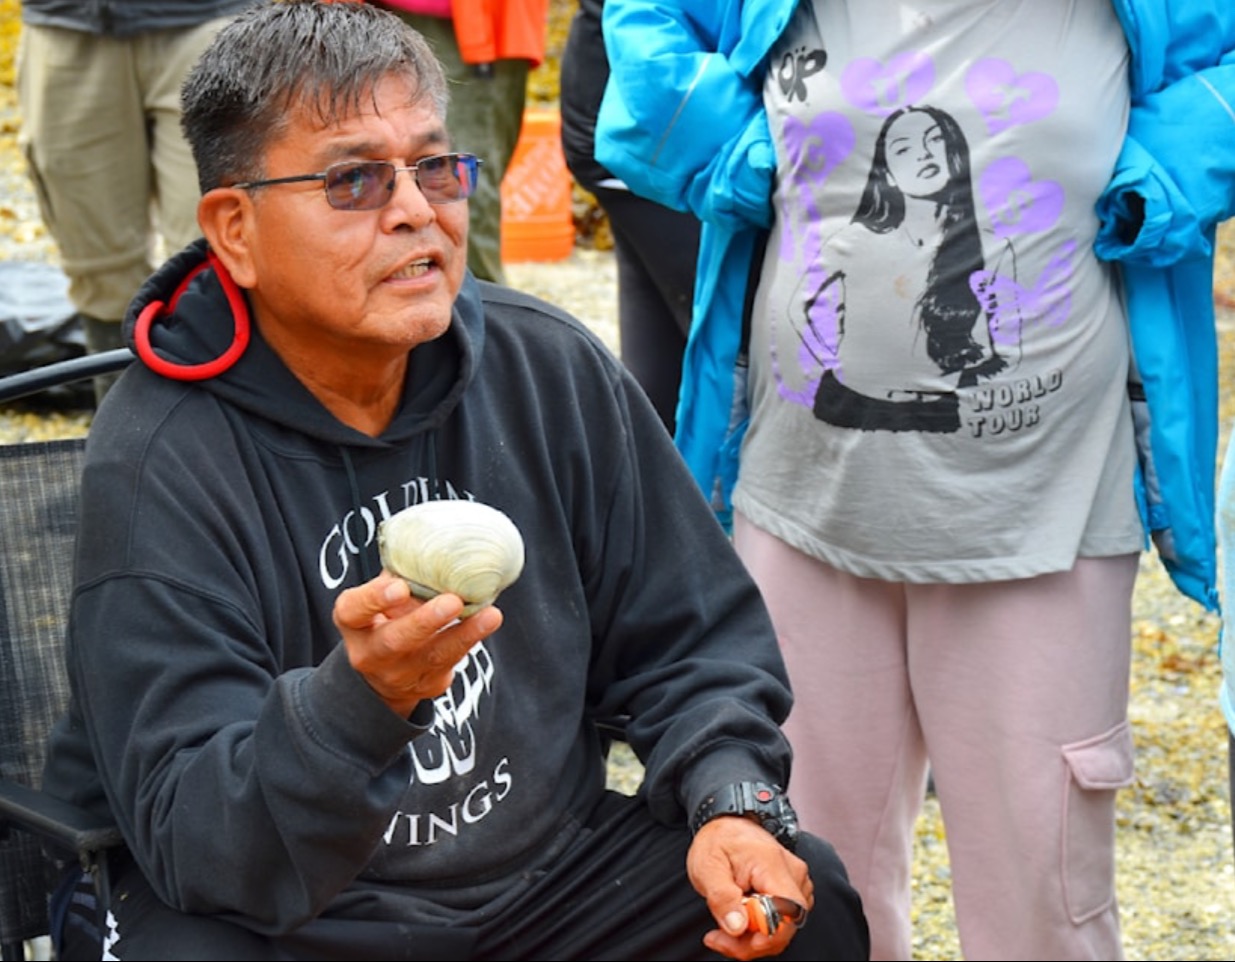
596,0,1235,611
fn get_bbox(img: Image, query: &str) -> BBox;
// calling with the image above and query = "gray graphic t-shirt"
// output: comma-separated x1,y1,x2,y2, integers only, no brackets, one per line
736,0,1145,582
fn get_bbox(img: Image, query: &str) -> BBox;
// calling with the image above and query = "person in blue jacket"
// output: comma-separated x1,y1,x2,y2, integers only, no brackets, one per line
596,1,1235,958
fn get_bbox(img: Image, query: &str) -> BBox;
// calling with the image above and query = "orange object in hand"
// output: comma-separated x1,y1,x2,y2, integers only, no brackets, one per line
742,894,809,935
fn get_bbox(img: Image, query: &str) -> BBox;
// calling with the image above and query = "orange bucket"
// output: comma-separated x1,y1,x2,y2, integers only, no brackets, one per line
500,108,576,263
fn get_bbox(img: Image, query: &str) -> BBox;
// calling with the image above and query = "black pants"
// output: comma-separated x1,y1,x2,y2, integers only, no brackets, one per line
80,314,126,404
590,186,701,436
56,791,869,961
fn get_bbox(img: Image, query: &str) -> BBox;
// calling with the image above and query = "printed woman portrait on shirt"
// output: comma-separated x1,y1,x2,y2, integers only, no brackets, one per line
788,104,1022,433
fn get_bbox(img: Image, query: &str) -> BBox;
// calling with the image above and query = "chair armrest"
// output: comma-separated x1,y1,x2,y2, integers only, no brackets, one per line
0,778,124,860
0,348,133,403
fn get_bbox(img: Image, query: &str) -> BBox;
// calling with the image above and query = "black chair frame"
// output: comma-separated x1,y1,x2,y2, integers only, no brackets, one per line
0,349,131,961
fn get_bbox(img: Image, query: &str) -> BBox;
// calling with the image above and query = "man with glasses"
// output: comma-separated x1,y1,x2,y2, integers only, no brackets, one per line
40,3,868,960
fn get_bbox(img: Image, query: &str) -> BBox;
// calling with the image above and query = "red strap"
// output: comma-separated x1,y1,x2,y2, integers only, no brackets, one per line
133,251,252,381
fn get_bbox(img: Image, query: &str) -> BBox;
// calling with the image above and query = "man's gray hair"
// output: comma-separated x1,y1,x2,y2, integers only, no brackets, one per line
181,0,450,193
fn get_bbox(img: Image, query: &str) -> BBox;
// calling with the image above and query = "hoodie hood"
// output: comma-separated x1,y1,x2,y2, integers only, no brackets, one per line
122,238,486,447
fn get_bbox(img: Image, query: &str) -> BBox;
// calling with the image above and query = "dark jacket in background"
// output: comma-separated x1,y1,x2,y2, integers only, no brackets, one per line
20,0,257,35
559,0,613,190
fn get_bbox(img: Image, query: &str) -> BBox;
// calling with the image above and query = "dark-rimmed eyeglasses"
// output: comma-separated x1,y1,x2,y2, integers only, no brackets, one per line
232,153,481,210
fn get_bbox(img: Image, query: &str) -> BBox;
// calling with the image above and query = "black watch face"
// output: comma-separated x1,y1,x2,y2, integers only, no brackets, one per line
763,796,798,844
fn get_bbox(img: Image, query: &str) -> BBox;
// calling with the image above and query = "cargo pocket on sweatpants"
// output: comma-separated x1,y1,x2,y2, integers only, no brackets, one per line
1060,720,1135,924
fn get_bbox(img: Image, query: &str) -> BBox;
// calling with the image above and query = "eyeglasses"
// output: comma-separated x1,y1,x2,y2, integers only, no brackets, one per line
232,153,481,210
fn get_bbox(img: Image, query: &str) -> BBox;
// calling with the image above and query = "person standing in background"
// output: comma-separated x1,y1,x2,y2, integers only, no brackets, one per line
373,0,548,285
559,0,700,434
597,0,1235,958
16,0,258,403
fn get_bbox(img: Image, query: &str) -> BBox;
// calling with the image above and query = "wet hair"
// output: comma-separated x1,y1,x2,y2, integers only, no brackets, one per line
181,0,449,193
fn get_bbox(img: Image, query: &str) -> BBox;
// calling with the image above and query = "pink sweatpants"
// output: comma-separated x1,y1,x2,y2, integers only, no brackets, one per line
734,513,1139,961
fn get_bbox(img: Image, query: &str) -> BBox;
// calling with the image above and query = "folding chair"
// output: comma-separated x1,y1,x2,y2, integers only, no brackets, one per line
0,350,131,961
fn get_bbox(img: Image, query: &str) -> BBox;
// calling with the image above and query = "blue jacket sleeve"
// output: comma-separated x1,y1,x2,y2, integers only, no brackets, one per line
594,0,776,232
1096,12,1235,263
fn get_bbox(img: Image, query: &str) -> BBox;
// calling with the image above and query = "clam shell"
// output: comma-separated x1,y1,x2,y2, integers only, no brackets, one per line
377,500,525,617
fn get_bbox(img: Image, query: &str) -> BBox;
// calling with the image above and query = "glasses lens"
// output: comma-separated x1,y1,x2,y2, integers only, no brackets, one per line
454,154,479,199
323,162,392,210
320,156,479,210
416,154,478,204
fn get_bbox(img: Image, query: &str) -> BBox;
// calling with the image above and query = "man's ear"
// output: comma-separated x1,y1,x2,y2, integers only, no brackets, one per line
197,188,258,288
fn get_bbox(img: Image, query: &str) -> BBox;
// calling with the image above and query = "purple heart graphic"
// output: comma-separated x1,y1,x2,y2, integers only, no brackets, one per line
783,112,854,188
969,240,1077,336
979,157,1064,238
965,59,1058,135
841,52,935,117
778,113,854,261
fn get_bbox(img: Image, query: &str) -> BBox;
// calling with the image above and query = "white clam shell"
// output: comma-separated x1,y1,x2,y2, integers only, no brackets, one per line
377,500,525,616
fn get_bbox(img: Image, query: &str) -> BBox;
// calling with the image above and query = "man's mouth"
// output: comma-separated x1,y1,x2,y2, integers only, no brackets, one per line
391,258,434,280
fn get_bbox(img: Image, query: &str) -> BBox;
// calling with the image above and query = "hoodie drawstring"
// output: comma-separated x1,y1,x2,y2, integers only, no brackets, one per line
341,434,441,584
340,447,374,583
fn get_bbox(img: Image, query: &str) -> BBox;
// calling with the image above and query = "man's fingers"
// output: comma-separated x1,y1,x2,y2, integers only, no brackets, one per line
334,573,412,630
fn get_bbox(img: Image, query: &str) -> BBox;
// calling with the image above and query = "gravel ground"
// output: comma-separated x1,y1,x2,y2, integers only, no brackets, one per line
3,74,1235,959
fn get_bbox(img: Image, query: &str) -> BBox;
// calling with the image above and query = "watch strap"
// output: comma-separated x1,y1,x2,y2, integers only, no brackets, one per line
690,780,798,851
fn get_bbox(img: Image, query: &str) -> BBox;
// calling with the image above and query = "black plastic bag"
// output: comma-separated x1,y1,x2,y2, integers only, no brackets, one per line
0,261,85,373
0,261,92,407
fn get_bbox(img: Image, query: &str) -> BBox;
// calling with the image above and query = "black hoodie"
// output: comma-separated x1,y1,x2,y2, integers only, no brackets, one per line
42,240,795,934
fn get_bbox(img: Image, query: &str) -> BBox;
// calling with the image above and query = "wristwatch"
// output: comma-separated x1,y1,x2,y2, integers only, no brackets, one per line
690,781,800,852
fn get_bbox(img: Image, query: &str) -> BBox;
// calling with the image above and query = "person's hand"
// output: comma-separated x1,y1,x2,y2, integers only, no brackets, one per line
686,815,813,960
334,571,503,717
